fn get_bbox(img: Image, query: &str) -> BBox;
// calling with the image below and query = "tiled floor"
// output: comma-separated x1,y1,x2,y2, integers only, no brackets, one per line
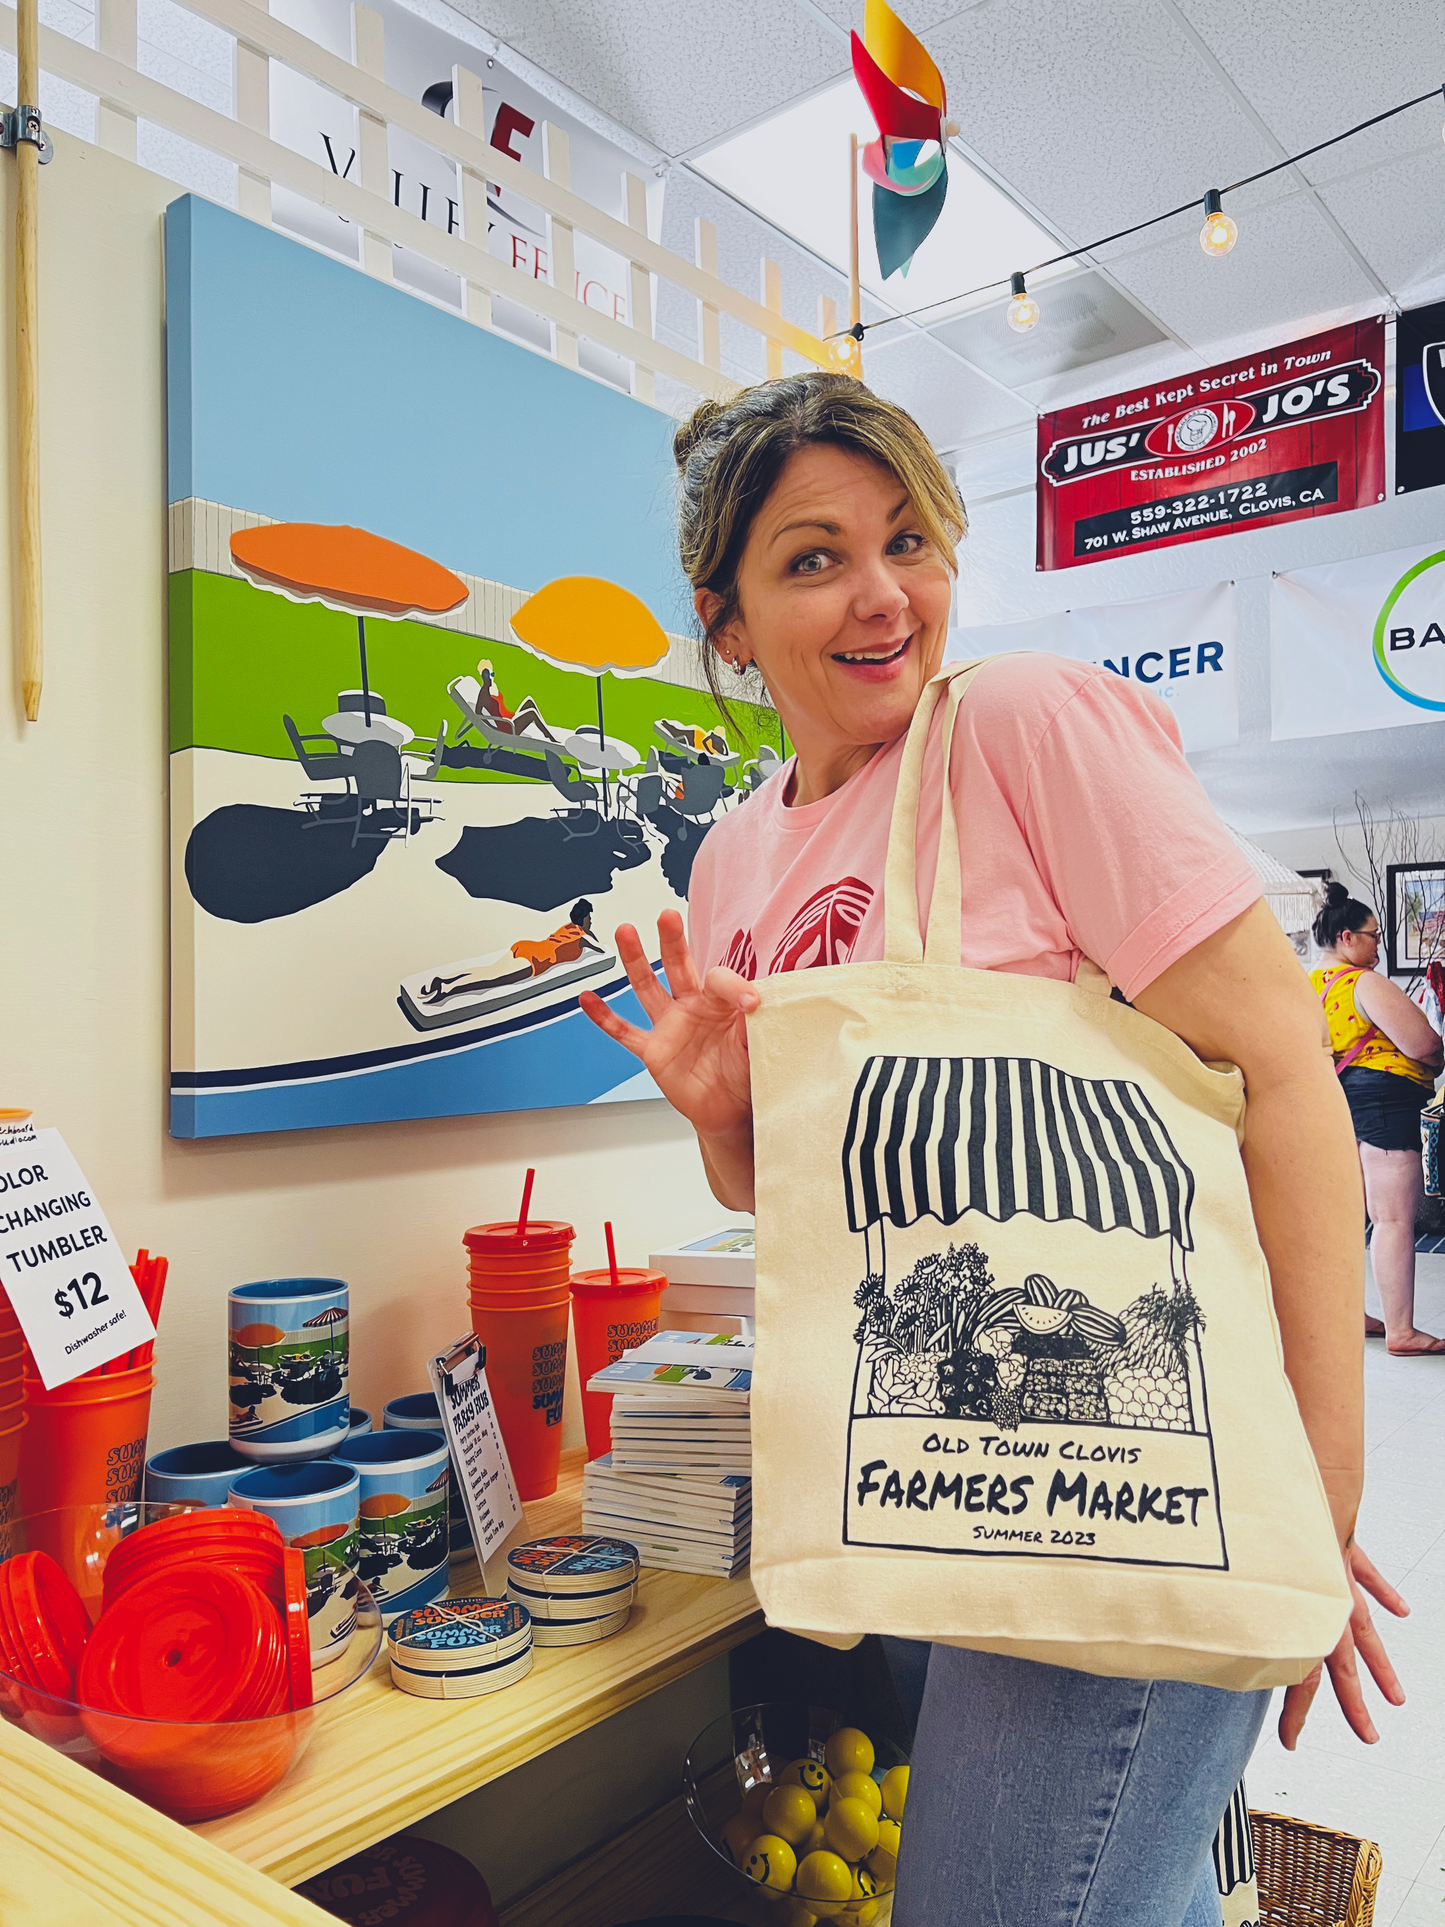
1245,1254,1445,1924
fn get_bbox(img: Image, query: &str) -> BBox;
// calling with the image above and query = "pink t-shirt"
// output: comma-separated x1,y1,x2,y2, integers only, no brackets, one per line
687,654,1261,1001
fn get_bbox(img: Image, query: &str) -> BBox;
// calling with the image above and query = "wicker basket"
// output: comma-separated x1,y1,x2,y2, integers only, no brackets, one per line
1252,1810,1382,1926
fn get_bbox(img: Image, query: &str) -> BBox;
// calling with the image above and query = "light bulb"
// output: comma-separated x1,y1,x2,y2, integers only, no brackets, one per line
1006,271,1039,334
829,328,863,373
1199,189,1237,256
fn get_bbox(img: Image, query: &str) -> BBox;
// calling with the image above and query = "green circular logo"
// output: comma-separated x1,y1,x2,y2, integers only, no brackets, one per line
1374,550,1445,712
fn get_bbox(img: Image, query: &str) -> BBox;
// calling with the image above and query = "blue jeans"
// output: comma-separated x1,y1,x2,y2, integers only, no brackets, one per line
884,1638,1269,1927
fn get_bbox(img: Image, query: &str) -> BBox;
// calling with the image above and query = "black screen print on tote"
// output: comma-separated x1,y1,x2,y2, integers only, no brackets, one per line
840,1055,1227,1569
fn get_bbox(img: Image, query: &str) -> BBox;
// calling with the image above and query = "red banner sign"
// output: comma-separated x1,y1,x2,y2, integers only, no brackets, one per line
1035,318,1385,571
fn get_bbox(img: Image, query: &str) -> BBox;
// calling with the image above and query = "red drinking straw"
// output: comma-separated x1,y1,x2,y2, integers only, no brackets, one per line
517,1167,536,1239
604,1221,620,1287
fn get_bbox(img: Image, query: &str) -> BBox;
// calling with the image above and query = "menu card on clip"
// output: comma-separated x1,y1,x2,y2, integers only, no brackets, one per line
428,1334,524,1573
0,1127,156,1387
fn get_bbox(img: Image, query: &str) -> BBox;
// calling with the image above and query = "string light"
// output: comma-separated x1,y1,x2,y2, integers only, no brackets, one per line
1005,271,1040,333
1199,188,1237,256
822,82,1442,348
829,323,866,372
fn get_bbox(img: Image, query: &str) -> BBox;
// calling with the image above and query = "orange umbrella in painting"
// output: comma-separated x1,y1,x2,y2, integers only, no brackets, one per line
510,576,670,807
231,523,467,731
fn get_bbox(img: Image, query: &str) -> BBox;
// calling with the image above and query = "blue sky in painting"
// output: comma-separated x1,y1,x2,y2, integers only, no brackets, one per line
165,196,689,631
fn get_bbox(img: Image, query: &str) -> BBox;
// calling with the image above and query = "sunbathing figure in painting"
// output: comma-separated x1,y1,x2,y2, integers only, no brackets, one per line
656,717,729,758
417,901,603,1006
476,660,558,741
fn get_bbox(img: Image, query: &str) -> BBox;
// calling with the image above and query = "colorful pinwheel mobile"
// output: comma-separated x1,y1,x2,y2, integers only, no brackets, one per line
851,0,958,279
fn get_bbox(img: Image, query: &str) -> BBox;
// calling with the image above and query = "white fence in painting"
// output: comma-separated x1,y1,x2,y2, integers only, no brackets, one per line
0,0,834,408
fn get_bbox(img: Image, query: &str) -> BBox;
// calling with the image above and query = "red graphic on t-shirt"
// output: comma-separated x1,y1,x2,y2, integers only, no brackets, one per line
721,929,758,980
767,878,874,974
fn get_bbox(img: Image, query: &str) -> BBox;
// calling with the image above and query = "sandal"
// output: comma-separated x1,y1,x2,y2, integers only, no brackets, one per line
1386,1334,1445,1355
1366,1317,1386,1337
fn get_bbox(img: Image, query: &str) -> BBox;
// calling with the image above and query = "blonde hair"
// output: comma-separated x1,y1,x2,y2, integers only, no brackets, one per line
673,373,966,717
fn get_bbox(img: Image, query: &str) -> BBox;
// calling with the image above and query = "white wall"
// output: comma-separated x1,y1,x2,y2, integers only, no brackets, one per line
951,381,1445,838
0,131,723,1456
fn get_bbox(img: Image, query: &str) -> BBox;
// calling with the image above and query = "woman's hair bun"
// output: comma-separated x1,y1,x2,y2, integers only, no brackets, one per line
1312,876,1373,949
673,399,725,471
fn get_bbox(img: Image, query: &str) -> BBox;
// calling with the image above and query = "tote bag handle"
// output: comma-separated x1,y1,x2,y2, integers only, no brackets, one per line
883,660,989,965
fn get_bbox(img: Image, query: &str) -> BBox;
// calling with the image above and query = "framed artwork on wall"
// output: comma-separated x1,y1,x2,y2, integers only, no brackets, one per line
1386,862,1445,978
166,196,782,1140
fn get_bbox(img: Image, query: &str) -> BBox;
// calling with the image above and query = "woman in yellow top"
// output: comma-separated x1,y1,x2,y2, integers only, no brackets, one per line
1313,881,1444,1353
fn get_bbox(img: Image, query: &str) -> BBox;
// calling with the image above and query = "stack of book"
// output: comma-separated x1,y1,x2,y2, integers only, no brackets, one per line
581,1333,753,1577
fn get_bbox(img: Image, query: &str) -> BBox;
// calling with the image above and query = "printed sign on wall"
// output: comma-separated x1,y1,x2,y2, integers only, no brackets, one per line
947,582,1239,751
1395,299,1445,497
1036,320,1385,571
1271,542,1445,740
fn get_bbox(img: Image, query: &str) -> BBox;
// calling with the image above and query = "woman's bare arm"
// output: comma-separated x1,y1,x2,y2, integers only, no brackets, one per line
1353,969,1444,1070
1135,900,1404,1744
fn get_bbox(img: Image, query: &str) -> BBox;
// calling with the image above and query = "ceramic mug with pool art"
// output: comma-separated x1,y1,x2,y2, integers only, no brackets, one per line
227,1278,350,1462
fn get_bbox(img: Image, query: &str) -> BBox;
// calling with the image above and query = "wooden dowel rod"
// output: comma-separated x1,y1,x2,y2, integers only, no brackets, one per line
15,0,43,722
848,132,861,334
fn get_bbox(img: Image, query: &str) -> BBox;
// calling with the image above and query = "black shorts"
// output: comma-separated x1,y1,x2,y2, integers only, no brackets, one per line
1339,1067,1430,1152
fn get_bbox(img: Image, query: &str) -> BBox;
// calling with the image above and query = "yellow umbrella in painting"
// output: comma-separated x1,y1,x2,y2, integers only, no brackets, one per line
509,576,670,812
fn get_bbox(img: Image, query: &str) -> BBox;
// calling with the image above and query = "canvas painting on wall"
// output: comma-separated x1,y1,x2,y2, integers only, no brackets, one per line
167,196,779,1139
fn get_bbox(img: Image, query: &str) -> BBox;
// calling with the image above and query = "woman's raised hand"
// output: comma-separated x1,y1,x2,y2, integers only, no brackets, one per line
578,911,759,1149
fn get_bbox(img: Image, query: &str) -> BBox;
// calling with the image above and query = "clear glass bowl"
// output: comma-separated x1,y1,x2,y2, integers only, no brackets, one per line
0,1501,382,1822
683,1702,909,1919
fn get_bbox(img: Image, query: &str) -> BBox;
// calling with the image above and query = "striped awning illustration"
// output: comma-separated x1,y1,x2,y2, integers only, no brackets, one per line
842,1056,1195,1249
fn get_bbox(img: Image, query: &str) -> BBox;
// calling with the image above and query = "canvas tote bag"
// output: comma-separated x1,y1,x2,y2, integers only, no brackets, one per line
746,662,1351,1688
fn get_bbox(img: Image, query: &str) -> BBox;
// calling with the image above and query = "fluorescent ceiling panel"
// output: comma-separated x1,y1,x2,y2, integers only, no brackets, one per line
691,77,1059,322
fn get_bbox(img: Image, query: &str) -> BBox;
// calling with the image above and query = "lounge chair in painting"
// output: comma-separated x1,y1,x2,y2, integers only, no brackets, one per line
284,713,354,793
341,739,441,849
448,673,559,753
655,718,736,765
543,748,602,840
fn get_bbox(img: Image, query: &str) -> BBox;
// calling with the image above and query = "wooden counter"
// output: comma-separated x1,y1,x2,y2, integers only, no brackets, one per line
196,1447,763,1886
0,1450,761,1919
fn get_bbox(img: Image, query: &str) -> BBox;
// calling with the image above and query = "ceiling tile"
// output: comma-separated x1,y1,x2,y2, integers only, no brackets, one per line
863,328,1035,450
1310,144,1445,298
1174,0,1445,158
444,0,846,155
802,0,985,31
925,0,1280,241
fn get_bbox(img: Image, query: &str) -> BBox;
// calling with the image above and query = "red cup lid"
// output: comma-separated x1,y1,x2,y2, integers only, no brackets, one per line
230,1603,288,1721
0,1570,40,1691
464,1219,574,1256
103,1507,281,1582
6,1553,90,1698
567,1268,667,1298
283,1549,313,1711
79,1566,279,1723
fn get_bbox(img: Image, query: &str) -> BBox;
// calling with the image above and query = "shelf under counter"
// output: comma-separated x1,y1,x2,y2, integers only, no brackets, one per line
195,1445,764,1887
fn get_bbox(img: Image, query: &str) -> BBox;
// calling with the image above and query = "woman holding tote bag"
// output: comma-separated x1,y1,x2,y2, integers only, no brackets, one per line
580,374,1405,1927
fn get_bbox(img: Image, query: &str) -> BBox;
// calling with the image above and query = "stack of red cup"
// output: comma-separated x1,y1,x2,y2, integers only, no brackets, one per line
465,1216,575,1501
0,1289,26,1528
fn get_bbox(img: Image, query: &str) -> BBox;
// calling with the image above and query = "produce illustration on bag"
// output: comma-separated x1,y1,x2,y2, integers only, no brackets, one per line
842,1053,1227,1568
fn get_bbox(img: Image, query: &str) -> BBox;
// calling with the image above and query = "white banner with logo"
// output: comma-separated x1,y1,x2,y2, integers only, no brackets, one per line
946,581,1239,752
1271,543,1445,740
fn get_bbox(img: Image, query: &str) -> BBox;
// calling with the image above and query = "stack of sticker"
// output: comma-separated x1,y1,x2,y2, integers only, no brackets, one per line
387,1597,534,1700
503,1535,638,1647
